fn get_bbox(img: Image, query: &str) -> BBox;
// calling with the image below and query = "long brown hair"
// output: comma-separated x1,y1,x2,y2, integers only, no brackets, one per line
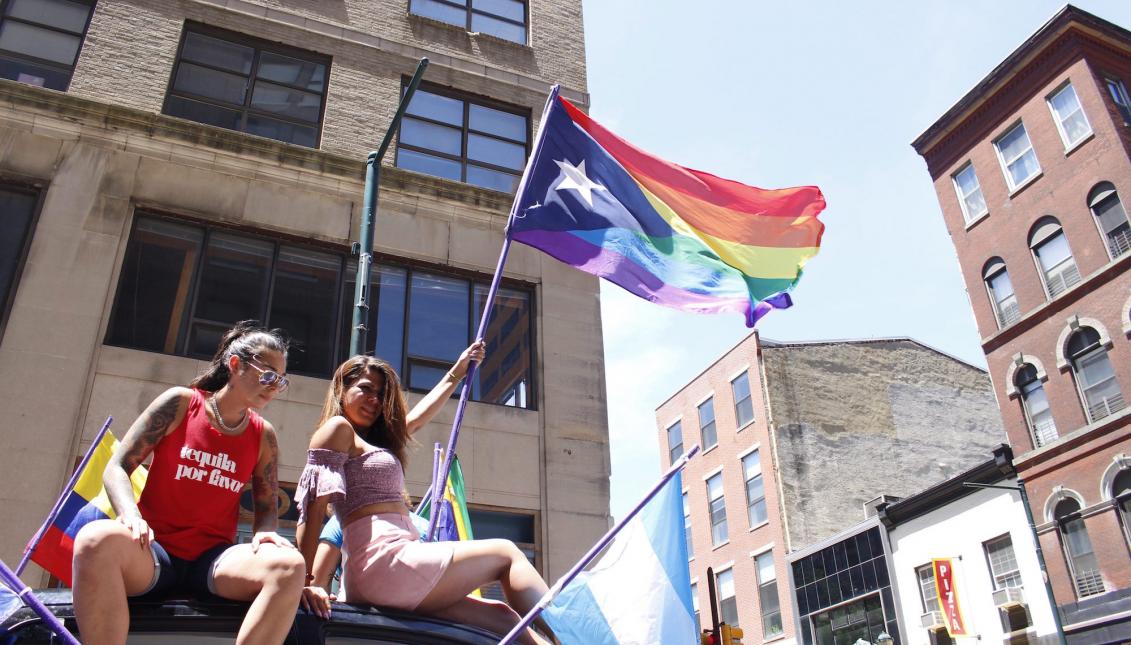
190,320,288,392
320,356,412,468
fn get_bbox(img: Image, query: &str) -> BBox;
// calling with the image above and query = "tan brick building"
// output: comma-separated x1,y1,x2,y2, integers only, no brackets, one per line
656,332,1004,644
0,0,610,590
913,6,1131,642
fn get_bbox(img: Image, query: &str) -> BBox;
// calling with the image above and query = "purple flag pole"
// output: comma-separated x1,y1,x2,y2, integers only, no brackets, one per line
0,558,81,644
497,444,702,645
426,84,562,541
16,416,113,576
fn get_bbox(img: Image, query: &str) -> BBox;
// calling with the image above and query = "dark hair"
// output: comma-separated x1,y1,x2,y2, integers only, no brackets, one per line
190,320,288,392
320,356,411,469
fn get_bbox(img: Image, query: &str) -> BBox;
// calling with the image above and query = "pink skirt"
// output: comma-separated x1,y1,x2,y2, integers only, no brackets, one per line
341,512,454,611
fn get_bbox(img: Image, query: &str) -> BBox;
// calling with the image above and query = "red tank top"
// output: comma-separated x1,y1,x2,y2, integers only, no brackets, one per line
138,389,264,560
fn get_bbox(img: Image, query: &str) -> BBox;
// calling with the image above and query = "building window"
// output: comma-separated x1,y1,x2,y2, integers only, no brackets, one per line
1029,219,1081,299
0,0,94,91
1105,77,1131,125
691,581,700,630
1055,497,1105,598
683,492,693,558
164,25,328,148
731,371,754,427
984,534,1022,590
707,472,728,546
952,163,987,223
916,564,940,614
0,185,39,341
467,508,538,600
716,567,738,627
983,258,1020,328
756,551,783,638
698,397,717,450
397,85,529,193
743,450,767,527
106,214,535,408
1113,470,1131,549
811,593,887,645
1088,183,1131,260
1048,83,1092,148
409,0,527,45
1016,364,1057,448
1067,327,1125,423
667,421,683,465
994,122,1041,191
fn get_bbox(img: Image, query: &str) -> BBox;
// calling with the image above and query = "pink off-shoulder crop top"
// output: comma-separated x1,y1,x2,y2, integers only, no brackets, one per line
296,448,406,522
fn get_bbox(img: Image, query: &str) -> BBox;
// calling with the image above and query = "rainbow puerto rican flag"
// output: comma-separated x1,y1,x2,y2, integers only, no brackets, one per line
510,89,826,327
29,431,146,586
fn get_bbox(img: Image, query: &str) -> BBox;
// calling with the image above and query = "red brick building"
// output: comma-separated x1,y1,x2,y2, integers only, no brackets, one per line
912,6,1131,642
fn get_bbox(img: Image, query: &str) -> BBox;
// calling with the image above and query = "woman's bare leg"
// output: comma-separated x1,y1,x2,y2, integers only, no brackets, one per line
415,539,553,641
72,520,159,645
209,543,306,645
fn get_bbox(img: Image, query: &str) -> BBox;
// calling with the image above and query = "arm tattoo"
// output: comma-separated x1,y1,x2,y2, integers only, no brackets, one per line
105,390,182,517
252,428,280,533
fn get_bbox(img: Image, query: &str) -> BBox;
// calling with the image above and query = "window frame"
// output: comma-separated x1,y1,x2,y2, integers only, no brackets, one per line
951,162,988,224
1055,498,1106,598
1104,76,1131,126
993,121,1041,192
731,370,755,429
698,396,717,450
0,181,44,344
982,259,1020,329
394,80,531,193
755,550,783,639
408,0,529,45
982,533,1023,591
742,449,767,528
1088,183,1131,261
162,22,331,148
1016,363,1057,448
0,0,96,91
706,471,728,547
915,563,939,614
1046,81,1093,150
105,212,538,408
715,566,739,627
1067,329,1124,424
666,420,684,465
683,490,693,560
1030,224,1080,300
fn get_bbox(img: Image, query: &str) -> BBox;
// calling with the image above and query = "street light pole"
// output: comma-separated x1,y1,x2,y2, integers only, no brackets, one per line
349,57,429,356
963,480,1068,645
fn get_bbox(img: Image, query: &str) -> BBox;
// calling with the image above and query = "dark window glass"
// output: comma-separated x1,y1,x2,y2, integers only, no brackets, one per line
698,397,716,449
165,25,328,147
856,531,873,561
707,473,727,546
0,0,93,90
409,0,527,45
666,421,683,465
397,85,528,192
467,508,537,600
107,215,534,402
0,186,39,340
731,371,754,427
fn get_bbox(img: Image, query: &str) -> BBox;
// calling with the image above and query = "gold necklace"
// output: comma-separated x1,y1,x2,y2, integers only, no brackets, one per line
208,393,247,433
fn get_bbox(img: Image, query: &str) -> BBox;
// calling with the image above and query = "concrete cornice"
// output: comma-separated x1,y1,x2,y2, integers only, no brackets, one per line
192,0,590,107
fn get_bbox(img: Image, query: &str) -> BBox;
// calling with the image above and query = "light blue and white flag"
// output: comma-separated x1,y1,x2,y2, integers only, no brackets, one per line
542,471,695,644
0,581,23,631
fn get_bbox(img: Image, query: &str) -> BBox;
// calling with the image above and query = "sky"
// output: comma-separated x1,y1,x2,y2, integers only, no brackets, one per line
581,0,1131,521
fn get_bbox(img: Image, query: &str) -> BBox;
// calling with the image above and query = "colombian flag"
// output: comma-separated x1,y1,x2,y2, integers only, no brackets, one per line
511,89,827,327
29,432,146,586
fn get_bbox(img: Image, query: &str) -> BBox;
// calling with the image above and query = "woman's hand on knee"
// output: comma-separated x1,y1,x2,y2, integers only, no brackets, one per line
300,585,334,620
251,531,296,552
116,512,154,550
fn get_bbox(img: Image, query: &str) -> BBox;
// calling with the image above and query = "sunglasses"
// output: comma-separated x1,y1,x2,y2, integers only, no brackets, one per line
245,355,290,393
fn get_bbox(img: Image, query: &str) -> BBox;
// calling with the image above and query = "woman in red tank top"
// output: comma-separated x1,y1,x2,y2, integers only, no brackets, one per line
72,321,306,645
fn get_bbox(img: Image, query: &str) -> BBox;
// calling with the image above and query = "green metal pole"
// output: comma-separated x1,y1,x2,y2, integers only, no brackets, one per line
1018,479,1069,645
350,57,429,356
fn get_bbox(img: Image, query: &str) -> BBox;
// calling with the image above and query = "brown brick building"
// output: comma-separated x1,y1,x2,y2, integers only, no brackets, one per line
0,0,611,595
912,6,1131,642
656,332,1004,644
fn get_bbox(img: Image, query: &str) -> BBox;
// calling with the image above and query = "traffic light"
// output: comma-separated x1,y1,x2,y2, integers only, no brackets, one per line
720,624,744,645
700,631,718,645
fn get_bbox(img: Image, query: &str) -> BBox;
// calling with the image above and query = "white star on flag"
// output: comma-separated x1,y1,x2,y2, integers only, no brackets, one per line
553,159,607,207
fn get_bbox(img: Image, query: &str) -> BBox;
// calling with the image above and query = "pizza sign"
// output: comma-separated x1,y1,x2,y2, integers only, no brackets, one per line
932,558,967,636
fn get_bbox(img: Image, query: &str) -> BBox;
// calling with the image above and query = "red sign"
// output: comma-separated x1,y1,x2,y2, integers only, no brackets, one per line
932,558,967,636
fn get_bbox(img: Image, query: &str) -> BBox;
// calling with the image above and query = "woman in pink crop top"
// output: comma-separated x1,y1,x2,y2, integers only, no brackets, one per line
72,322,307,645
296,343,554,645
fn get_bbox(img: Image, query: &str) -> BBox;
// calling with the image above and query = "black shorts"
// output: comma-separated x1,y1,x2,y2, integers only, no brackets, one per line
131,541,233,601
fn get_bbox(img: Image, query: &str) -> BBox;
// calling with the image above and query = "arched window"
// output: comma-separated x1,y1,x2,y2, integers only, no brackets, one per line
983,258,1020,328
1113,469,1131,549
1089,182,1131,259
1029,218,1081,298
1055,497,1105,597
1016,364,1056,447
1068,327,1125,422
